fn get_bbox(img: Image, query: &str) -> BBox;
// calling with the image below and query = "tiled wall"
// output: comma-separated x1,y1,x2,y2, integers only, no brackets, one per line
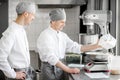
9,0,80,51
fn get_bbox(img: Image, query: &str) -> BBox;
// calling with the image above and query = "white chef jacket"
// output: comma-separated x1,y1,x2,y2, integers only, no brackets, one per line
0,22,30,78
37,27,82,66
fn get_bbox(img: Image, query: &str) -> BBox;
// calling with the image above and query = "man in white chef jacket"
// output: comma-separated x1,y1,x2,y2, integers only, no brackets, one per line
37,9,102,80
0,2,36,80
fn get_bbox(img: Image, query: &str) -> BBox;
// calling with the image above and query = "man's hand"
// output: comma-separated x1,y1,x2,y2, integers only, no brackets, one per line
66,67,80,74
56,61,80,74
16,71,26,80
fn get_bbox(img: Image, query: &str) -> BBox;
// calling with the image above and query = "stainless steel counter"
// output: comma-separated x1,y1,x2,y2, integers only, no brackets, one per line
69,70,120,80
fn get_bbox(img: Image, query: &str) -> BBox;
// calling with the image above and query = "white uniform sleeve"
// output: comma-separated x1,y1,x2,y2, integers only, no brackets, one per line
65,34,82,54
37,34,59,66
0,31,16,78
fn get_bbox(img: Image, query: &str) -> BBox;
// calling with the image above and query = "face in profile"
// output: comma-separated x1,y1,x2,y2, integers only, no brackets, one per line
24,12,35,25
52,20,66,31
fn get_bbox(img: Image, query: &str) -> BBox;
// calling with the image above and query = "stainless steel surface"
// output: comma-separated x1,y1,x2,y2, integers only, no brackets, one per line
35,0,86,8
79,10,115,72
69,69,120,80
79,34,98,45
83,52,111,72
116,0,120,55
80,10,112,35
35,0,86,5
35,71,40,80
85,52,110,61
85,63,109,72
69,70,110,80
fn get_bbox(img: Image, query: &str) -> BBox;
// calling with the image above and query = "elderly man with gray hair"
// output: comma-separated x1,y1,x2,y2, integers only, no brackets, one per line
37,9,102,80
0,1,36,80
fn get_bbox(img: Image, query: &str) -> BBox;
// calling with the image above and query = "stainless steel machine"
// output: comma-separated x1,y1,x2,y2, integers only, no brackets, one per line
79,10,116,72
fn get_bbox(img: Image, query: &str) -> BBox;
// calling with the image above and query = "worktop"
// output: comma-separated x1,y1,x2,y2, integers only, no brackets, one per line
69,70,120,80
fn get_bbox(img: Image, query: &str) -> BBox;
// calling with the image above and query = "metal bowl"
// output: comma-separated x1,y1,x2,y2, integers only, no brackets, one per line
85,52,110,61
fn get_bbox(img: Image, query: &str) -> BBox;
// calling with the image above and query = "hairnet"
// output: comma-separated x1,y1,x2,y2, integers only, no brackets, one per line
16,2,36,15
49,9,66,21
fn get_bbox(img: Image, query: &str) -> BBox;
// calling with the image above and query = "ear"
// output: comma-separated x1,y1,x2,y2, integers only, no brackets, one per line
52,21,56,24
23,12,29,17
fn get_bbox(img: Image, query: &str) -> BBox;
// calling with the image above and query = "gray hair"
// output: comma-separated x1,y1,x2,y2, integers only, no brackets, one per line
16,1,36,15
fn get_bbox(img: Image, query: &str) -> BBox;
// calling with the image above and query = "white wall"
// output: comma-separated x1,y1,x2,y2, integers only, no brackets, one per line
9,0,80,51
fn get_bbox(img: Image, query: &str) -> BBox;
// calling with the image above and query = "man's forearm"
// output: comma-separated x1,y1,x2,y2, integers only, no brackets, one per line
55,60,80,74
55,60,71,73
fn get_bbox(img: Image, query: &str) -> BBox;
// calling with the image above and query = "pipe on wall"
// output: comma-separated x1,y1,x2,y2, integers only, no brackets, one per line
116,0,120,55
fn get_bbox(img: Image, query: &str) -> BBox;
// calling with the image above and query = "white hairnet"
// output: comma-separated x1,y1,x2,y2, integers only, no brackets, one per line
16,2,36,15
49,9,66,21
